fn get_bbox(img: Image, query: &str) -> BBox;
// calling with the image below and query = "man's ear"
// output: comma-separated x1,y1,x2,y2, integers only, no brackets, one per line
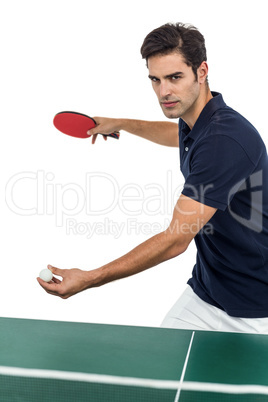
198,61,209,84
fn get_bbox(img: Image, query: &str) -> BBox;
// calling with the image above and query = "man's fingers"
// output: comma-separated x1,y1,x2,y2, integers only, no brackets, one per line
52,276,62,284
87,128,98,137
47,264,64,277
37,277,68,298
37,277,60,291
92,134,98,144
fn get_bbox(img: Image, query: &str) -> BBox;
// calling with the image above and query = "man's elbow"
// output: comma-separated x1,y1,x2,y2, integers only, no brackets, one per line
163,229,191,260
168,240,190,260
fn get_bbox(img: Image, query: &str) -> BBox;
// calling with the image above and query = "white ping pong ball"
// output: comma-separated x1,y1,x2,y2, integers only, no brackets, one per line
39,269,53,282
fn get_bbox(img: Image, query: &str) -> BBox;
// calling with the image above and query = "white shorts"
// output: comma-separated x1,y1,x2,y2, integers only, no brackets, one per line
161,286,268,334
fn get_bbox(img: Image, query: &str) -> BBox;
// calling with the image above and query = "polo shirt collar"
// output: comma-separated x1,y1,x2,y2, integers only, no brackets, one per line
181,92,226,141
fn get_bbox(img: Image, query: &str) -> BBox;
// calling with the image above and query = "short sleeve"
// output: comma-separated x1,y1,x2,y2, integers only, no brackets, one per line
182,134,256,210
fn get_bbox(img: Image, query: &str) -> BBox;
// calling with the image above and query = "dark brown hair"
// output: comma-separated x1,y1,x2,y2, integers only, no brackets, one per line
140,23,207,79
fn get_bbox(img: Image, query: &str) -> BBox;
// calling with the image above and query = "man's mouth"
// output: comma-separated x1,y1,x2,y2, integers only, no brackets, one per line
161,101,179,108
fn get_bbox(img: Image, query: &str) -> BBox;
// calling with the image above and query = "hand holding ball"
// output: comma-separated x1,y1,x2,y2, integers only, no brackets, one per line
39,268,53,282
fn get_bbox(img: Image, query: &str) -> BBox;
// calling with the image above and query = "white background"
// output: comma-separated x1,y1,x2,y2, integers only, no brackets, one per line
1,0,267,327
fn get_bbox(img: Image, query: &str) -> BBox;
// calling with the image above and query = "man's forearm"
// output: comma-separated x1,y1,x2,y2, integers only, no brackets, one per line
90,117,179,147
120,119,179,147
88,229,187,289
121,119,179,147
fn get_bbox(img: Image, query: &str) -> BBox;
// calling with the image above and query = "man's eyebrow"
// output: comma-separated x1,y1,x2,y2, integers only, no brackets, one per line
165,71,183,78
148,71,183,80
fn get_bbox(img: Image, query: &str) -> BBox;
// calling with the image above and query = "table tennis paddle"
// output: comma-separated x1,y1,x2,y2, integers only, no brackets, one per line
53,111,120,139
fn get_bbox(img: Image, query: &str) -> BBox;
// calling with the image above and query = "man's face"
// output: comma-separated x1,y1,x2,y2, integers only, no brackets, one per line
147,52,201,120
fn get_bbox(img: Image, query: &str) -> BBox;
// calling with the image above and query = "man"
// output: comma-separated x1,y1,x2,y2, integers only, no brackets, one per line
38,23,268,333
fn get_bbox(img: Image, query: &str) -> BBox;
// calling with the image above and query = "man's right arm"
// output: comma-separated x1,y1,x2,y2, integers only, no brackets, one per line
87,117,179,147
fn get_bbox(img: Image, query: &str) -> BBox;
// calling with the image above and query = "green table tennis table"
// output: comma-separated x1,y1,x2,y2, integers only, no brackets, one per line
0,317,268,401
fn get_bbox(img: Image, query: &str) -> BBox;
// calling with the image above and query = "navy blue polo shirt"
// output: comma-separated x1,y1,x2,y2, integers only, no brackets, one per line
180,92,268,318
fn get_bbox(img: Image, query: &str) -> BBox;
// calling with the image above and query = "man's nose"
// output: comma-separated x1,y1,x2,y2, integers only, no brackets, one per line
160,81,172,98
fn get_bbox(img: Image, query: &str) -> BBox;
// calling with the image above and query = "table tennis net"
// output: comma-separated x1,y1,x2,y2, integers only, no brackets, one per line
1,367,268,402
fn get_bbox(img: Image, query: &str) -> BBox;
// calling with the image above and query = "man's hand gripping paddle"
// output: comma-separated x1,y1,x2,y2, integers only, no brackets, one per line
53,111,120,139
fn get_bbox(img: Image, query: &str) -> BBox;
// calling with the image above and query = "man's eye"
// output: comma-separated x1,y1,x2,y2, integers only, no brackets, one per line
150,77,159,82
171,75,180,80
